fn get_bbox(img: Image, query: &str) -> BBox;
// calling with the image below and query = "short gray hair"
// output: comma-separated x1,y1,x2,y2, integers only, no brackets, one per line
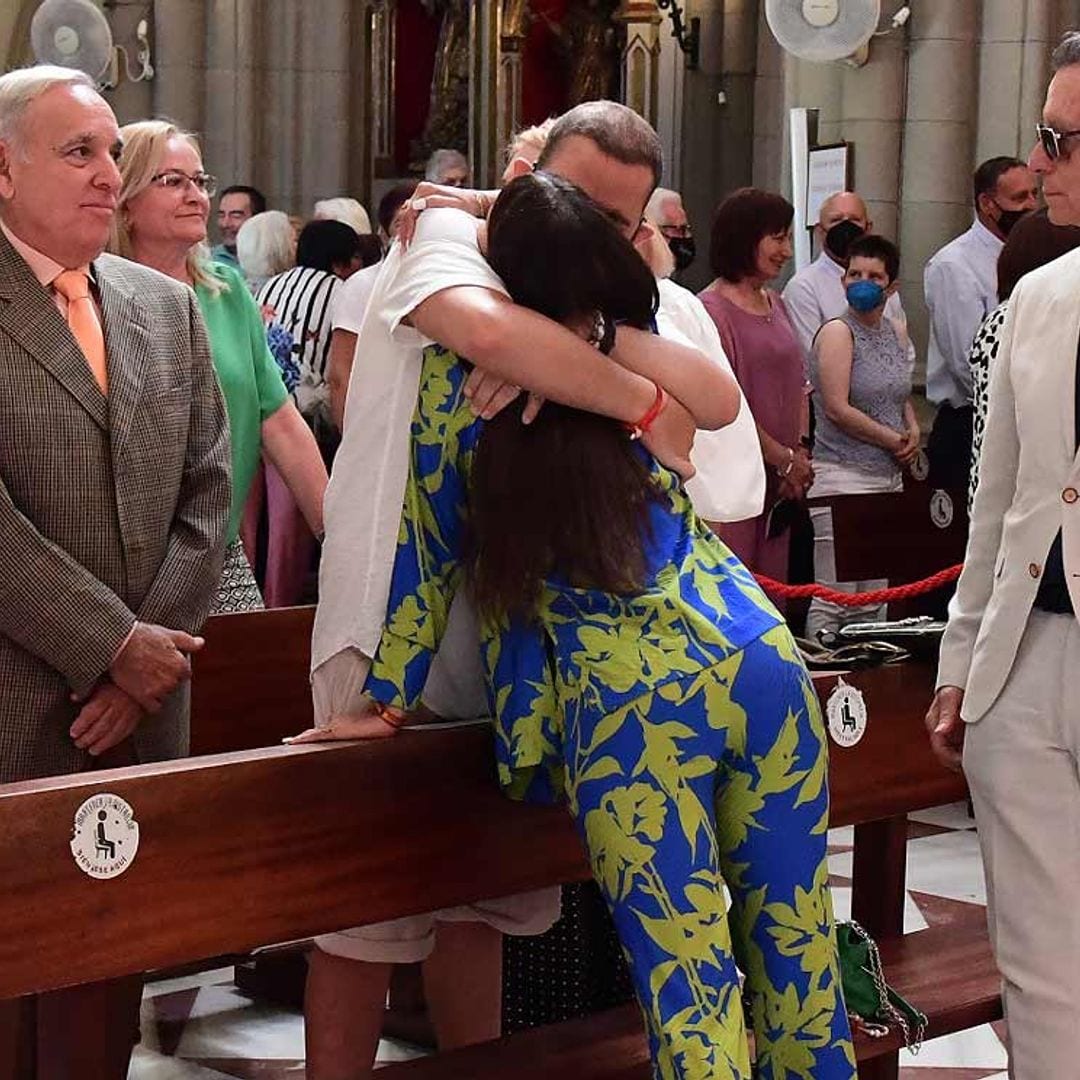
313,196,372,235
1052,31,1080,71
0,65,97,152
236,211,296,289
425,148,469,183
645,187,681,224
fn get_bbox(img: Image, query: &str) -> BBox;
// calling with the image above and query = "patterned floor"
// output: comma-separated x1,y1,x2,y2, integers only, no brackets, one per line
128,801,1006,1079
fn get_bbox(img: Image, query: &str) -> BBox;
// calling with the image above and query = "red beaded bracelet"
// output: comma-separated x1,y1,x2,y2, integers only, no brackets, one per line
625,383,665,440
373,701,408,729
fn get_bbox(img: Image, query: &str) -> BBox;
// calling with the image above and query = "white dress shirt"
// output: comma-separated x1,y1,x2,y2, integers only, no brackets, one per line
655,277,765,523
924,219,1003,408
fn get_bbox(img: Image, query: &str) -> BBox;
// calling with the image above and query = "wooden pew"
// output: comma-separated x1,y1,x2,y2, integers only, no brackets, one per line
0,659,999,1079
189,605,315,756
810,478,969,586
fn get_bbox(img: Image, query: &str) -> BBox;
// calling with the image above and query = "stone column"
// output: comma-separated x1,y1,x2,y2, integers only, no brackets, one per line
200,0,261,198
977,0,1055,162
615,0,662,125
153,0,208,134
898,0,979,371
837,22,906,242
654,7,686,190
762,8,904,255
677,0,760,292
469,0,501,189
1053,0,1080,39
497,1,531,166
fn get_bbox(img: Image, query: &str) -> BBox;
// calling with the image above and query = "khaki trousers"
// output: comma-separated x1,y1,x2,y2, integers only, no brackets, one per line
965,609,1080,1079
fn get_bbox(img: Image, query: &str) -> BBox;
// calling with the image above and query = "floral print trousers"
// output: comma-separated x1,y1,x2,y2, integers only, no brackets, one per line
563,624,856,1080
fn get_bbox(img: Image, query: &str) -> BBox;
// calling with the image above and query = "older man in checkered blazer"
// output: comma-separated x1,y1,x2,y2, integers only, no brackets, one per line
0,66,230,1078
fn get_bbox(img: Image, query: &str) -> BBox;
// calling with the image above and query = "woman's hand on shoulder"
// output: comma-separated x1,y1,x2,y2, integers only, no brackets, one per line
396,182,497,249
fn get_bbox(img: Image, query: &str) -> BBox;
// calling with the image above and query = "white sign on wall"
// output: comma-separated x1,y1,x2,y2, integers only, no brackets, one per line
806,143,851,227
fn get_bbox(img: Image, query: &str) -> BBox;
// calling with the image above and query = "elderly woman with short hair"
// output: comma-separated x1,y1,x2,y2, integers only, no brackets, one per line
110,120,328,611
235,209,296,293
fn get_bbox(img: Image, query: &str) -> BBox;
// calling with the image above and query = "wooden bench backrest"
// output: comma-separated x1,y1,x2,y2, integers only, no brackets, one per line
811,480,969,584
190,607,315,755
0,660,962,1001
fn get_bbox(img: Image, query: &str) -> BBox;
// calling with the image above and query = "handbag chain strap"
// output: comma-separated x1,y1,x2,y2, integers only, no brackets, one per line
848,920,928,1053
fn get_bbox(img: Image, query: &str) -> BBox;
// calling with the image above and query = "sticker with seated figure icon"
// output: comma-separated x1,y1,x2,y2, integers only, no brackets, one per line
826,677,868,748
70,793,140,880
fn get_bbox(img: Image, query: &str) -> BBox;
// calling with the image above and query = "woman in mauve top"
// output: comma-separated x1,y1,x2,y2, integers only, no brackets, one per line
698,188,811,584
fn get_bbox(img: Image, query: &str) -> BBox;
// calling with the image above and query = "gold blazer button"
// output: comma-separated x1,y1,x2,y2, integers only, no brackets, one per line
1064,487,1079,504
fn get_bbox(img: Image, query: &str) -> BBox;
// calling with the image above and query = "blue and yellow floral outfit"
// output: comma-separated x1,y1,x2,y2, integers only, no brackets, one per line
364,346,855,1080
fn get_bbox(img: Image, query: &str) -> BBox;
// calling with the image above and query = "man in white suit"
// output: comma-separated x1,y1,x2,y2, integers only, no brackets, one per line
928,32,1080,1077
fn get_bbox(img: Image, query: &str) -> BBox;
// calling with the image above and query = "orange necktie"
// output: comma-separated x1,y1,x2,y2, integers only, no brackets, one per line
52,269,107,393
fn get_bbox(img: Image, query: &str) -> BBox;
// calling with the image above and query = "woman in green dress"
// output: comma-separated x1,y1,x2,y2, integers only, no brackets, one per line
110,120,327,611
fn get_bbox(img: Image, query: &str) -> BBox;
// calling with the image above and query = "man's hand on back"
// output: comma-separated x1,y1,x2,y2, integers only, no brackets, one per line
108,621,204,713
464,368,544,423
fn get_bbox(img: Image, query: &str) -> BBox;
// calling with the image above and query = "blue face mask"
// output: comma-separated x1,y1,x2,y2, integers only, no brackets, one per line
846,279,886,313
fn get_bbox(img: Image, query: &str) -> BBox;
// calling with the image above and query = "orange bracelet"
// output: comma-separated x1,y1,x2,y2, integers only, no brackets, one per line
373,701,408,729
625,383,665,440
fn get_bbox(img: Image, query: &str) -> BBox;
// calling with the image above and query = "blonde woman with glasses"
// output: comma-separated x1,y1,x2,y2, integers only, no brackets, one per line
110,121,327,611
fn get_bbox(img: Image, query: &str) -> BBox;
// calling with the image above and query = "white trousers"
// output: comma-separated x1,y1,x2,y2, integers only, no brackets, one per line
805,460,902,640
965,610,1080,1079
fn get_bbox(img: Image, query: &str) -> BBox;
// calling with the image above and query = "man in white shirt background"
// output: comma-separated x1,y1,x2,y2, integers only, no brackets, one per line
782,190,911,359
923,156,1038,488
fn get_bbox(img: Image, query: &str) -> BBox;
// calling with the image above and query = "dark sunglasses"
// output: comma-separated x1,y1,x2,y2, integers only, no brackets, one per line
1036,122,1080,161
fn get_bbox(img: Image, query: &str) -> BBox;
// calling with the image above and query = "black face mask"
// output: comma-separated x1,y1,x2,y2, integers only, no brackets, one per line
668,235,696,272
824,218,864,261
994,204,1028,237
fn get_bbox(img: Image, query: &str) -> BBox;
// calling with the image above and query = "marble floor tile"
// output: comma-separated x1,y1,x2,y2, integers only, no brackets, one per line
828,882,930,933
904,830,986,905
900,1023,1008,1069
909,802,976,831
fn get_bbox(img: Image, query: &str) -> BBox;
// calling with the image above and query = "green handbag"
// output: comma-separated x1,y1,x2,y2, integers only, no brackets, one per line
837,921,928,1050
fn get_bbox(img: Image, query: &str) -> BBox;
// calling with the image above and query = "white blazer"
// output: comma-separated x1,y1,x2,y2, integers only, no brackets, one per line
938,246,1080,722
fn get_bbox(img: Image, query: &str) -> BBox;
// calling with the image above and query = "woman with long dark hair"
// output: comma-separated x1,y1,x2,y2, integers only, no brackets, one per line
294,173,854,1080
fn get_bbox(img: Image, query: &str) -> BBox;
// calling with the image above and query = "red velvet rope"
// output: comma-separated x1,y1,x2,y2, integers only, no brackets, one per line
754,564,963,606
